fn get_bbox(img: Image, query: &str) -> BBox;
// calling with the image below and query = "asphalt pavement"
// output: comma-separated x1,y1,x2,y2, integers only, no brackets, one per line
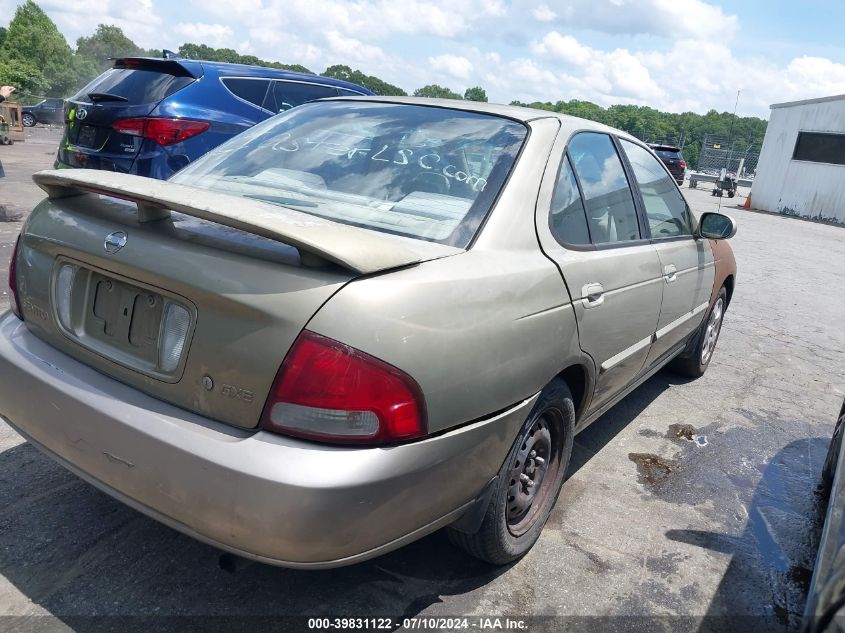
0,128,843,632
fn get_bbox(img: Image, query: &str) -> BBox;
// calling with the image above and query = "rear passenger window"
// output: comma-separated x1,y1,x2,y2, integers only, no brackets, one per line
549,155,591,245
621,140,692,238
270,81,339,112
221,78,272,109
567,133,641,244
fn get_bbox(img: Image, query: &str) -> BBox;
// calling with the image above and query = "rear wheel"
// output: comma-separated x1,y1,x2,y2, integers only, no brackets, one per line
670,286,727,378
448,379,575,564
22,113,36,127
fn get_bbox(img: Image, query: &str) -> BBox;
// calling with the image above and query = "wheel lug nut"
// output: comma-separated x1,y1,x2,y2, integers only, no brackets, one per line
534,456,545,466
520,473,534,487
529,450,536,458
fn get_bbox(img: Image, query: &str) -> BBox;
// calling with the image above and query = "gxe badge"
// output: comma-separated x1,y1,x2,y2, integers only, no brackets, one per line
104,231,128,254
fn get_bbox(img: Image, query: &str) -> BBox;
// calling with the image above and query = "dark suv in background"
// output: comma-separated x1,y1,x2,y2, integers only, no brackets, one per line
56,57,373,180
648,143,686,185
22,98,65,127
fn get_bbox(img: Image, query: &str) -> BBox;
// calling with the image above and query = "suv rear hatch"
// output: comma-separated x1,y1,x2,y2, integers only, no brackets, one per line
650,144,686,177
14,170,459,430
58,58,200,172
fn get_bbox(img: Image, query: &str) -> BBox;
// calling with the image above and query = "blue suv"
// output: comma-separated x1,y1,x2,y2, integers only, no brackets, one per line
56,58,373,179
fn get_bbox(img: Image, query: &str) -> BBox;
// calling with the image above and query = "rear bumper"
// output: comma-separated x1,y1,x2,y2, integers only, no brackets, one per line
0,312,533,568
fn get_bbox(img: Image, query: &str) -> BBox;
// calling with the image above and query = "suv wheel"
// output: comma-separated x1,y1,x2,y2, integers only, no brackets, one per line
448,378,575,565
22,113,36,127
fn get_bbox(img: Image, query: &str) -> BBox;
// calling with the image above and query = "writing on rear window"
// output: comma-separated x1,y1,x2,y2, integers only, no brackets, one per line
269,131,489,192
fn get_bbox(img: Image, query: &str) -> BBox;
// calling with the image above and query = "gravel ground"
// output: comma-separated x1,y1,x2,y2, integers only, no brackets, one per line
0,128,843,632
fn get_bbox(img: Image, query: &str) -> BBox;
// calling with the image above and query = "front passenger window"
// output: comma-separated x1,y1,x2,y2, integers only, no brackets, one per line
567,133,641,244
621,139,692,238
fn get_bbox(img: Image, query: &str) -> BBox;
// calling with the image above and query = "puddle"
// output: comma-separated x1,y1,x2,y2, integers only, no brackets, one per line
628,453,678,487
667,423,696,441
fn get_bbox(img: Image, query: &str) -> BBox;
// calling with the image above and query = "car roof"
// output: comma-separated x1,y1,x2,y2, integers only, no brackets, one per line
198,60,372,93
324,95,639,139
116,57,373,94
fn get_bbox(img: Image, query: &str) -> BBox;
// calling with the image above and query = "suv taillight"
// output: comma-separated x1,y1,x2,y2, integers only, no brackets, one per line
112,117,209,146
260,330,427,445
679,160,687,168
8,235,22,320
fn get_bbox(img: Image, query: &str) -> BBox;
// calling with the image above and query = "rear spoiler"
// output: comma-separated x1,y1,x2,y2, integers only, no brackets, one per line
33,170,461,275
113,57,201,78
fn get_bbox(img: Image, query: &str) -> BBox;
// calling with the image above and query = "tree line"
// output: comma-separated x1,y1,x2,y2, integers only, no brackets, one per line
0,0,767,168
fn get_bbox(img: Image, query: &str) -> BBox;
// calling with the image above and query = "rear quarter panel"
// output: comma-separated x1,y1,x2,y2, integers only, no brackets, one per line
307,249,583,434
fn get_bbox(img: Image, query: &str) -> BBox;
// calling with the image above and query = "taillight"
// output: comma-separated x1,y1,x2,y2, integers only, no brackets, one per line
8,235,22,320
679,161,687,168
112,117,209,146
260,330,427,445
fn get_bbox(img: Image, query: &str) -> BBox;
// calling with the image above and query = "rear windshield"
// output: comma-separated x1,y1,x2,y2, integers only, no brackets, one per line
171,102,527,247
73,68,194,105
655,149,682,160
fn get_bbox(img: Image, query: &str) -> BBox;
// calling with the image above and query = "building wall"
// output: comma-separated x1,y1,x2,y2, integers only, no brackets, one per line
752,96,845,224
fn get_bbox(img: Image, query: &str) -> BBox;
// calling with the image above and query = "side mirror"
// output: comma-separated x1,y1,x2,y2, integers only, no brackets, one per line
697,212,737,240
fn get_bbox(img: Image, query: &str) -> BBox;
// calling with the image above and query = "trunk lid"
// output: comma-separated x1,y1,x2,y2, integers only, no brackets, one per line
59,59,199,171
16,170,460,429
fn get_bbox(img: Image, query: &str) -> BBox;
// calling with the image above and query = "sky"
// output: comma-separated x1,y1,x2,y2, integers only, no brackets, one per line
4,0,845,119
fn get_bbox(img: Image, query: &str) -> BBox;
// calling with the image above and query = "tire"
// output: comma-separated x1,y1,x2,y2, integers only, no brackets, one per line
670,286,727,378
448,379,575,565
22,113,36,127
821,401,845,496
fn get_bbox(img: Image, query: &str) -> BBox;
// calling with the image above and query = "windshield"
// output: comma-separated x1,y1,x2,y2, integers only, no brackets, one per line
170,101,528,247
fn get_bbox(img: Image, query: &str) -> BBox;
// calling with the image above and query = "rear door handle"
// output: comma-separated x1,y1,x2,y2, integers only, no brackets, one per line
663,264,677,283
582,282,605,308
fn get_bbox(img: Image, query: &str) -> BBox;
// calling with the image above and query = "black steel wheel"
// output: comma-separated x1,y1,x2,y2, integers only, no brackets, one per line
448,378,575,565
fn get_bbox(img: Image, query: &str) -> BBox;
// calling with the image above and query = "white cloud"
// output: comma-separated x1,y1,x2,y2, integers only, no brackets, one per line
532,32,591,66
532,4,557,22
39,0,163,48
516,0,738,40
174,23,234,48
429,54,474,81
324,31,386,65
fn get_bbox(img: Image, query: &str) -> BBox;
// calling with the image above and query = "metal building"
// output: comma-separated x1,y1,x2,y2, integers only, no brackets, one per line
750,93,845,224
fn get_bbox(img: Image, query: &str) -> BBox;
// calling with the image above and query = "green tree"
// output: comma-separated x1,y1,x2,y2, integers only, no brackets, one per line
0,57,48,99
463,86,487,102
322,64,406,96
510,97,767,169
178,42,314,74
413,84,462,99
76,24,144,71
0,0,75,96
0,27,7,48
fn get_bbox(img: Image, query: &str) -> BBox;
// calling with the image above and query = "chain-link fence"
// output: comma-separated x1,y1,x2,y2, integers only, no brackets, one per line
695,134,759,177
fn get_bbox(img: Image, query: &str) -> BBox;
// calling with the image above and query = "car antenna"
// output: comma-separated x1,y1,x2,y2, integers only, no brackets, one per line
718,89,741,214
